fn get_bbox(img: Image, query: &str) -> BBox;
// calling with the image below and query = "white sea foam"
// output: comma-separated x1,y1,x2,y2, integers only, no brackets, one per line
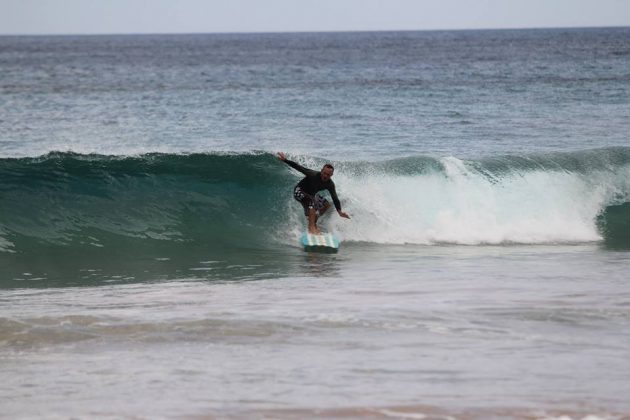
328,157,629,245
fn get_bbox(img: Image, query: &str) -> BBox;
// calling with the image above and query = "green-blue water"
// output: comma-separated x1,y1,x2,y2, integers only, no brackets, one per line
1,28,630,418
1,149,630,288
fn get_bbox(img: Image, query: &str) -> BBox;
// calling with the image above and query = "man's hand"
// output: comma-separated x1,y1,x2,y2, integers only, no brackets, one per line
338,211,351,219
277,152,286,161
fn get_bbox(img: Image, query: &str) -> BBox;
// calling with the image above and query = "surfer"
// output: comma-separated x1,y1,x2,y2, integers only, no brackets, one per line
278,152,350,234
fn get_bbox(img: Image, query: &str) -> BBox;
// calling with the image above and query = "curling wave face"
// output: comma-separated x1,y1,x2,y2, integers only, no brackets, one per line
1,148,630,257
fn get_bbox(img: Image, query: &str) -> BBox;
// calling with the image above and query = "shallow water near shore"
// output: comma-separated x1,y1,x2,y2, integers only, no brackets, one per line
2,244,629,418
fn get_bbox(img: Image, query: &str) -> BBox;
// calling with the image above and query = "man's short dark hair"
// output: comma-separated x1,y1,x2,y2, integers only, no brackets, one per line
323,163,334,171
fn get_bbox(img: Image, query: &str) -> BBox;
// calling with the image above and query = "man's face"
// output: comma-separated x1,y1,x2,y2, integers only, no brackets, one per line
320,167,334,182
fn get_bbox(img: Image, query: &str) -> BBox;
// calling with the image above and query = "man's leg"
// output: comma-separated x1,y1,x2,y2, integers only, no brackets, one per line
307,208,320,234
295,187,320,233
308,198,330,234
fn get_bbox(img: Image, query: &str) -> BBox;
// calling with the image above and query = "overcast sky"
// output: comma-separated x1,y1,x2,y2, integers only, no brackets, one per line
1,0,629,35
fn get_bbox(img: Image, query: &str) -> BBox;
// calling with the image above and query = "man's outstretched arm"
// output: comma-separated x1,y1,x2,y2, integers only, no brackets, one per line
277,152,315,176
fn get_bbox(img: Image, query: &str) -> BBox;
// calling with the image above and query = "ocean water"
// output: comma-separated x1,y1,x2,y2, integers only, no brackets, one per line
1,28,630,418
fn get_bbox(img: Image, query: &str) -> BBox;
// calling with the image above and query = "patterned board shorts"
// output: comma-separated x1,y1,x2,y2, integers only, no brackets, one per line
294,186,329,216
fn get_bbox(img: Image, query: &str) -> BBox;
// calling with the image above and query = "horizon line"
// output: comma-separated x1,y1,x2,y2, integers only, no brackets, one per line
1,24,628,37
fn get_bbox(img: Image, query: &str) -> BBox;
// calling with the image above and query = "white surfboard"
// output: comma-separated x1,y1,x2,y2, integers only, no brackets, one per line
301,232,340,253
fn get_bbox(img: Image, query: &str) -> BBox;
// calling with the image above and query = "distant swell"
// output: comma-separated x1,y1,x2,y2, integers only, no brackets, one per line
1,148,630,256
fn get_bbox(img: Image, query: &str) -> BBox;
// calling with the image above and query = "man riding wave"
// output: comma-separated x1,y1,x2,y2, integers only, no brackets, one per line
278,152,350,234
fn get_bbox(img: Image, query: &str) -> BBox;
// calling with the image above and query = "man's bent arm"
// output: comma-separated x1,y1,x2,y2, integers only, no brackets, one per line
328,184,342,212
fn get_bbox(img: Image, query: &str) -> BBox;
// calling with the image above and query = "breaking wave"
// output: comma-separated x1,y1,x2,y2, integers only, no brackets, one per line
1,148,630,256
